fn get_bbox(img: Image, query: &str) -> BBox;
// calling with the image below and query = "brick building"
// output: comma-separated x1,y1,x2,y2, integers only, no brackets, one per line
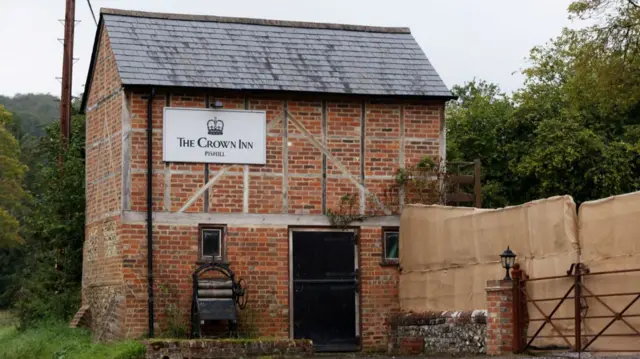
80,8,453,351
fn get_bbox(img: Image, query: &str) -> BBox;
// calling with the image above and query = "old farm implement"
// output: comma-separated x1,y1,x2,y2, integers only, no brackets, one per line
190,262,248,338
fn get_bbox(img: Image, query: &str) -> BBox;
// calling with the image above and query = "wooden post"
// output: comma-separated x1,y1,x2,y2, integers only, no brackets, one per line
59,0,75,150
474,159,482,208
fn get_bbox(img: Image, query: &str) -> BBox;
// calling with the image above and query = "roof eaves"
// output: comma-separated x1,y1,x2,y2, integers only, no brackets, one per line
100,8,411,34
80,15,105,113
121,83,456,101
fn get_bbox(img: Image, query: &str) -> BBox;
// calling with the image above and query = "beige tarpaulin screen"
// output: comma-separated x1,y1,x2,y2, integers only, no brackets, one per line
579,191,640,352
399,205,483,311
399,196,579,346
399,191,640,351
399,195,578,311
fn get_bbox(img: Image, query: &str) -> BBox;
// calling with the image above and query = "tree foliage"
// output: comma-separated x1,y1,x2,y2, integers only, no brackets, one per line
446,80,515,207
13,114,86,327
0,94,85,327
0,94,60,138
447,1,640,207
0,106,28,245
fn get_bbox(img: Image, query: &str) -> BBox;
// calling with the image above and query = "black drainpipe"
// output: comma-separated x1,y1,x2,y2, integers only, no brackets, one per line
147,87,155,338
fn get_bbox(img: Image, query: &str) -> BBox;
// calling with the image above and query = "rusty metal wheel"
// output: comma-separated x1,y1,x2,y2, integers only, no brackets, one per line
235,278,248,310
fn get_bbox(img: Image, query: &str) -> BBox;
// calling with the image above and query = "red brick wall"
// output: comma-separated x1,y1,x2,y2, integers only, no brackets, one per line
119,223,400,345
119,223,290,338
365,102,403,215
84,26,123,224
286,100,322,215
404,103,441,167
326,100,362,212
84,35,445,347
124,91,442,215
360,227,401,351
486,280,513,355
82,23,126,340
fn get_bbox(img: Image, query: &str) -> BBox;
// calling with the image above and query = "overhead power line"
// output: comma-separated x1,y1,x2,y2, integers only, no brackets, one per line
87,0,97,26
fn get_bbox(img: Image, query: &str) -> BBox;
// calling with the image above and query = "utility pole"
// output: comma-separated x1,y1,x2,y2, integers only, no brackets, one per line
59,0,75,151
55,0,76,273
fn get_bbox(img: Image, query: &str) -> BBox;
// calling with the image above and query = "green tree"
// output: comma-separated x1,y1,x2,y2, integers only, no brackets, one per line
513,0,640,203
0,94,60,138
446,80,515,207
13,114,85,327
0,246,24,308
0,106,28,245
564,0,640,138
514,118,638,203
447,1,640,207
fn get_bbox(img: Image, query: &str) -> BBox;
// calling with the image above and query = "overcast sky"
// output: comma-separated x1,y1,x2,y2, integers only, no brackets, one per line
0,0,585,98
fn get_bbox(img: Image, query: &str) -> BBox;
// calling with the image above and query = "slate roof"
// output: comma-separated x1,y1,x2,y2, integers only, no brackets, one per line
86,8,452,106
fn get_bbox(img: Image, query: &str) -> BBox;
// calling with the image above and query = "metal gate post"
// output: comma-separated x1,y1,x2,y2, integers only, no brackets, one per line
574,264,582,352
512,264,523,353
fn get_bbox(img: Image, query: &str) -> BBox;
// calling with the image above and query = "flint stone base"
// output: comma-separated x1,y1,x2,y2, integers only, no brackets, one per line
389,310,488,356
143,339,314,359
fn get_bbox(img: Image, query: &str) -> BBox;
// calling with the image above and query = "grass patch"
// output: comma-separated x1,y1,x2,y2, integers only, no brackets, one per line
0,321,146,359
0,310,13,326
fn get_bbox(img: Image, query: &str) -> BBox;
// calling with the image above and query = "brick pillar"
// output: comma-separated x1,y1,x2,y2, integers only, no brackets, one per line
486,279,513,355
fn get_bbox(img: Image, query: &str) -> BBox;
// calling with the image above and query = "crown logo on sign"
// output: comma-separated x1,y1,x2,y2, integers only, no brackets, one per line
207,118,224,135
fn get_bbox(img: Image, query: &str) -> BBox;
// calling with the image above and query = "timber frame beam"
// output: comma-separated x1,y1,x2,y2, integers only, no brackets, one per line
177,108,392,215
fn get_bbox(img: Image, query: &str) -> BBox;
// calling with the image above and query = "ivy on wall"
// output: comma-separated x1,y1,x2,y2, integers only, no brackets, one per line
326,194,372,228
326,156,457,228
395,157,450,205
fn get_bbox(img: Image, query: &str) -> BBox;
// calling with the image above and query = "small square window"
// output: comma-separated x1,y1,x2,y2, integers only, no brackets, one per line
383,229,399,264
199,226,223,261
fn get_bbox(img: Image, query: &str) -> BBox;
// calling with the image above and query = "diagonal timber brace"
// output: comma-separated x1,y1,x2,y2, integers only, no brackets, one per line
286,113,390,216
178,111,390,215
178,112,283,213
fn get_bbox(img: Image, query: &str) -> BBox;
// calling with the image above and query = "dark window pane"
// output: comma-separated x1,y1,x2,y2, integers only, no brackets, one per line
384,231,399,260
202,229,221,258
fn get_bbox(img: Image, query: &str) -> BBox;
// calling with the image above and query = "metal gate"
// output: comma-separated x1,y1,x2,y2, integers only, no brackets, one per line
290,229,360,352
513,263,640,354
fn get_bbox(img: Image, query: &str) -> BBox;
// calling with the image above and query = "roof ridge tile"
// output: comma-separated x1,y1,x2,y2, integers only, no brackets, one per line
101,8,411,34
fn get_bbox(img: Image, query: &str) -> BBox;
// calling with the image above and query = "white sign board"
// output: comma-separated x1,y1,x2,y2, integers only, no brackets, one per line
163,108,266,164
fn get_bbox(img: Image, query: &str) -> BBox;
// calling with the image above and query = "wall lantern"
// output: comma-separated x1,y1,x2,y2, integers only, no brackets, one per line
500,246,516,280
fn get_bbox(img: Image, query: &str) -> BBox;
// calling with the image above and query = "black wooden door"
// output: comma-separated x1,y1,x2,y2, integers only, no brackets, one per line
292,230,359,352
